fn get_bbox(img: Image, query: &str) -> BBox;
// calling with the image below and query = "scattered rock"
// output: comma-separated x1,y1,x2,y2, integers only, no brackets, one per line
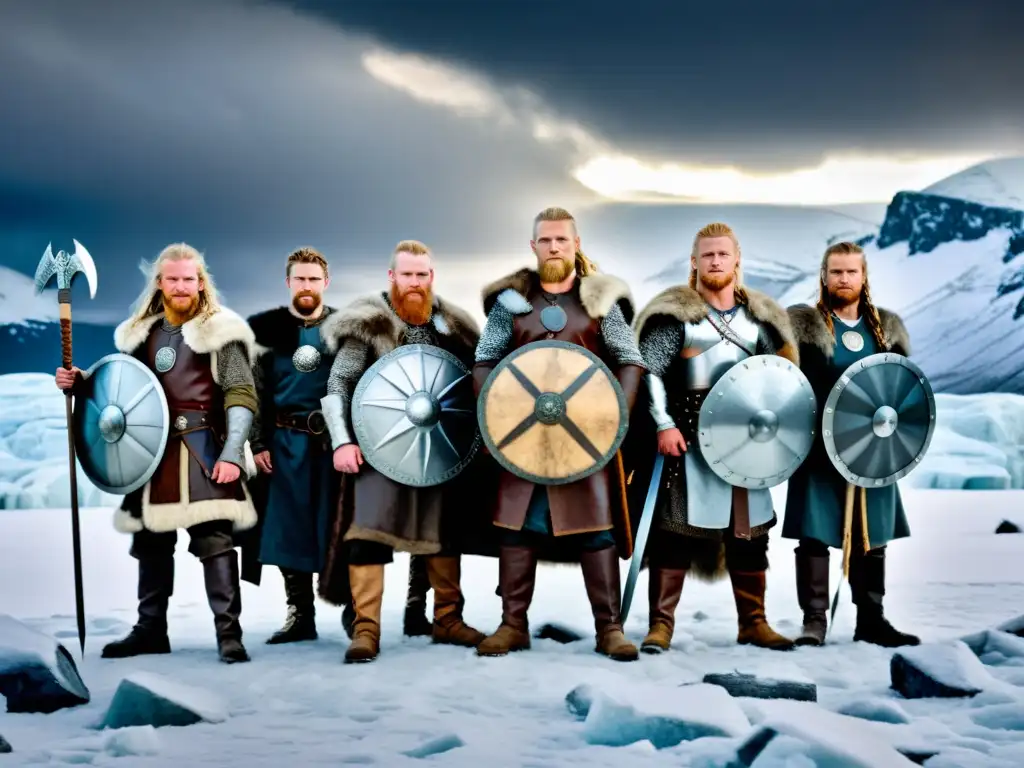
97,673,227,729
703,671,817,702
0,734,10,753
582,682,749,749
836,697,911,724
0,614,90,713
565,683,597,718
891,641,995,699
534,623,584,644
401,734,464,759
997,614,1024,639
995,520,1021,534
960,628,1024,664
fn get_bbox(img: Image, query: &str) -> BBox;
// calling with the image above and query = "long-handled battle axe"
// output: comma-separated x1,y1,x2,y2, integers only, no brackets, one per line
33,240,98,657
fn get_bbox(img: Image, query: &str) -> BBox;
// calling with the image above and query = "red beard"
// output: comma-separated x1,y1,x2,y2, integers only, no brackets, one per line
538,256,574,283
699,271,733,291
829,287,860,307
292,290,321,316
162,293,199,325
390,283,432,326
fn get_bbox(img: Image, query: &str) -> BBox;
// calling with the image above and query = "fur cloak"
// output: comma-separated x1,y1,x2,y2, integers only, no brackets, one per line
787,304,910,358
481,267,635,323
316,292,498,606
110,306,259,535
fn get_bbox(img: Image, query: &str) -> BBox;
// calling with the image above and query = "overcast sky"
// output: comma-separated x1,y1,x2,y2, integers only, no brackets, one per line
0,0,1020,321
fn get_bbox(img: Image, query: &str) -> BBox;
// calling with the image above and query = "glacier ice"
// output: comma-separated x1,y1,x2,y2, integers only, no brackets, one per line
97,672,227,729
0,614,91,713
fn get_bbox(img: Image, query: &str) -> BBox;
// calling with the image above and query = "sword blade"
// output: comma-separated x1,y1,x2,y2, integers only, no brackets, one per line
621,451,665,623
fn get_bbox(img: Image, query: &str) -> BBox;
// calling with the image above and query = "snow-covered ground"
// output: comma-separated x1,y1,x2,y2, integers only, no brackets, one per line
1,488,1023,766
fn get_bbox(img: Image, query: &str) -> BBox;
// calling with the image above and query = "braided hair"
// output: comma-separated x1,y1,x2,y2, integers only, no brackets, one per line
816,241,887,349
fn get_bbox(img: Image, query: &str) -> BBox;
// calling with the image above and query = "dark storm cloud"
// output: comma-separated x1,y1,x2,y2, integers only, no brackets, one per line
0,0,591,318
288,0,1024,169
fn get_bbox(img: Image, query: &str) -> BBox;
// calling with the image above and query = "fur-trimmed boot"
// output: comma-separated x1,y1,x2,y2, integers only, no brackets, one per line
729,570,794,651
641,568,686,654
266,567,317,644
404,555,433,637
101,555,174,658
580,546,638,661
477,546,536,656
426,556,486,646
344,564,384,663
203,550,250,663
794,547,829,646
850,548,920,647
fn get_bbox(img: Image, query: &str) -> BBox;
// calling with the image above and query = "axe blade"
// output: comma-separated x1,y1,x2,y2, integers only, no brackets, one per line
33,243,56,295
71,239,98,299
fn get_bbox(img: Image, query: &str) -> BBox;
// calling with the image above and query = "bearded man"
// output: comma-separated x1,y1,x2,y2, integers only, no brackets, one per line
784,241,919,648
472,206,647,662
316,240,487,663
55,243,258,663
632,222,797,654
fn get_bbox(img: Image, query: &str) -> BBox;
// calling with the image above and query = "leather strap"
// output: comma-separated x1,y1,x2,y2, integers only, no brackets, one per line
275,410,327,435
705,309,757,357
731,485,751,540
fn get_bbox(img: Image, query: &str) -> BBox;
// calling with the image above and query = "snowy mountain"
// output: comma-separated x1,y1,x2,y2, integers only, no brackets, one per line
781,187,1024,395
0,266,116,376
923,156,1024,209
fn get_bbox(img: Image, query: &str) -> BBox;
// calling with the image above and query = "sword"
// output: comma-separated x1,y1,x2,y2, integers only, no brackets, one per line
620,452,665,623
33,240,98,658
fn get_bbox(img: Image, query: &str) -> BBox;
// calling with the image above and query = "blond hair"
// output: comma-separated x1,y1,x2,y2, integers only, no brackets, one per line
533,206,599,277
816,241,886,348
689,222,747,302
124,242,223,329
286,246,329,278
390,239,432,269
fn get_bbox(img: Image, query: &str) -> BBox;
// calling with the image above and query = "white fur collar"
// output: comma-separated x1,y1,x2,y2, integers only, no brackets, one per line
114,307,257,361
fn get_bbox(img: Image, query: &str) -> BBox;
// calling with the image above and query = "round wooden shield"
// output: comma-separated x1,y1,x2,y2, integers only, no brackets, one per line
477,340,628,485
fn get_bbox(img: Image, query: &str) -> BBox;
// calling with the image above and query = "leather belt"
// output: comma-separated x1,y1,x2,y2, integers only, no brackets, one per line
276,410,326,435
171,409,211,435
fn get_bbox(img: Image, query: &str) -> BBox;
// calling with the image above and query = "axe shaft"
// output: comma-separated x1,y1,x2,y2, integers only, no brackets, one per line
58,290,87,656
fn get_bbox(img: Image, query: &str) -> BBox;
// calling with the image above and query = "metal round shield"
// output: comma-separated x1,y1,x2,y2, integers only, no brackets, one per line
698,355,818,489
351,344,480,487
478,340,627,485
822,352,936,488
72,353,170,495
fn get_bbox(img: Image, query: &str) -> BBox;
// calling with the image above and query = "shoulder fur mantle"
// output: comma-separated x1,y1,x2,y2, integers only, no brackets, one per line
633,284,798,362
787,304,911,358
481,268,635,323
114,306,257,361
320,293,479,358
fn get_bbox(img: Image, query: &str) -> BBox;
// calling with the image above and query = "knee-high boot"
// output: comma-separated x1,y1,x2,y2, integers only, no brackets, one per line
344,564,384,663
267,567,317,644
426,556,486,646
203,550,250,663
795,546,830,646
101,555,175,658
850,548,920,647
580,546,638,661
404,555,433,637
477,546,537,656
640,568,686,654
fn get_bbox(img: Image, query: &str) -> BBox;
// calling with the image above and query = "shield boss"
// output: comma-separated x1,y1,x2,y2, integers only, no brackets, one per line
478,340,627,485
72,353,171,495
822,352,936,487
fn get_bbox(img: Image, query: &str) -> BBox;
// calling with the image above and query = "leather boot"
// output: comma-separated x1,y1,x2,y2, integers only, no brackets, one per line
344,564,384,663
794,547,829,646
101,555,174,658
477,546,536,656
426,556,486,646
403,555,433,637
850,548,920,647
342,602,356,639
266,567,317,644
203,550,250,663
729,570,794,650
580,546,638,661
640,568,686,654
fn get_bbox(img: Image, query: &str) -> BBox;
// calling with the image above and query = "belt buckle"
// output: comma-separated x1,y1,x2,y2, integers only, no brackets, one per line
307,410,326,435
174,414,188,431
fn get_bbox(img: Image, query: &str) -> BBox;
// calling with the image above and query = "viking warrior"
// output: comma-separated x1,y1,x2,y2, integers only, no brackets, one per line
317,240,487,663
632,222,797,654
784,241,919,647
472,206,647,662
55,243,258,663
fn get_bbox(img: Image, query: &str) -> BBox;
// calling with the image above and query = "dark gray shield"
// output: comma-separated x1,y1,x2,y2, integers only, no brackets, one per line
352,344,480,487
72,353,170,495
697,355,818,489
822,352,937,487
